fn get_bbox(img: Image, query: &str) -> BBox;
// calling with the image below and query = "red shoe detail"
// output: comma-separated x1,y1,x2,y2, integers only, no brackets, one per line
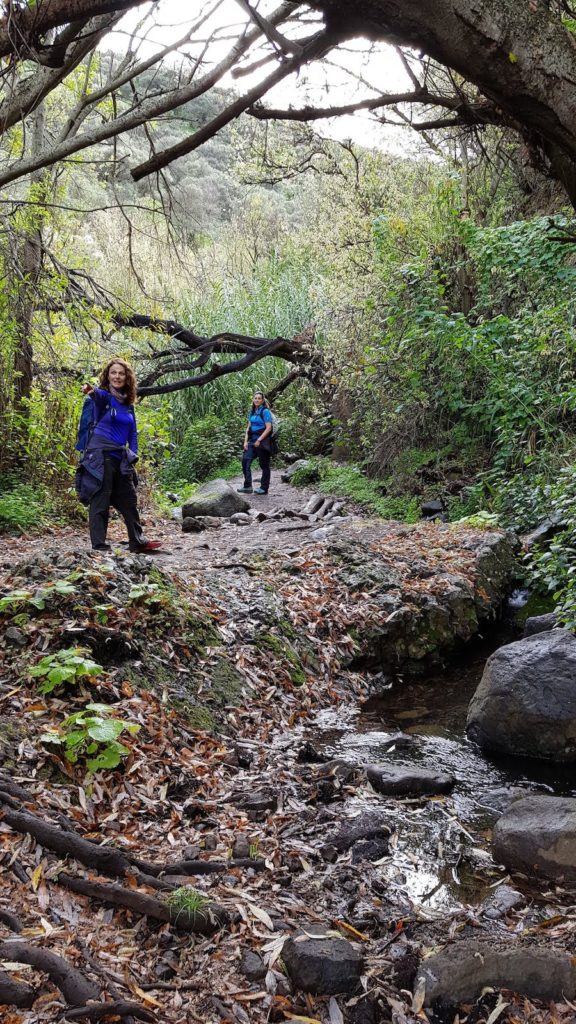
131,540,162,553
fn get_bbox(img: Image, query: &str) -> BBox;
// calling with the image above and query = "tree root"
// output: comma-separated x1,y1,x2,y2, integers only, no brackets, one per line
132,856,267,877
0,795,267,883
0,798,132,877
58,874,229,934
0,968,35,1008
61,999,156,1021
0,907,23,931
0,940,100,1005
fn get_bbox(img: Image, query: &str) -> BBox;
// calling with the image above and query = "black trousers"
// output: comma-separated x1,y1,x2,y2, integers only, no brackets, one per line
242,442,271,492
89,455,144,549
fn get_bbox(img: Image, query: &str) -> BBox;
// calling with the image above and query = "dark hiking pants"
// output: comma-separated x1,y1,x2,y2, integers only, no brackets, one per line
89,454,144,549
242,443,271,492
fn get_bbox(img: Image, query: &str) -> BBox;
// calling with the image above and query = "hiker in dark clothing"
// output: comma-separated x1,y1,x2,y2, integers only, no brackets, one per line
80,358,161,553
237,390,273,495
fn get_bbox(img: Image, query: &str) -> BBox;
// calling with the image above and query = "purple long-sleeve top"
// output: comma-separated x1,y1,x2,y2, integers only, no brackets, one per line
90,388,138,455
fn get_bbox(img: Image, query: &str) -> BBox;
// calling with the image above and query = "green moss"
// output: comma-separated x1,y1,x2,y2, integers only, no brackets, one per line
206,657,245,706
259,632,308,686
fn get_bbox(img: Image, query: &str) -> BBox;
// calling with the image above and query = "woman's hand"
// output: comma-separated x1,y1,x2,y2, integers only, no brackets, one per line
82,383,94,395
243,440,249,451
254,439,260,448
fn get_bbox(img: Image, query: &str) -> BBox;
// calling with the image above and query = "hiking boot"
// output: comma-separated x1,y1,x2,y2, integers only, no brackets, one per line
130,540,162,553
92,543,111,551
254,488,268,495
237,486,253,493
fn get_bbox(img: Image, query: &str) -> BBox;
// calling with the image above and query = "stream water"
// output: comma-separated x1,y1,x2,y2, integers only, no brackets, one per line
309,604,576,916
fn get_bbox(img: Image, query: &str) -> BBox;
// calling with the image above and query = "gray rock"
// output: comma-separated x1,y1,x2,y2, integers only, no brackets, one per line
280,460,312,484
480,884,524,920
171,507,182,522
182,479,250,519
466,629,576,761
523,612,558,636
492,794,576,881
321,812,390,858
520,517,561,550
194,516,223,529
5,627,27,646
182,516,203,533
240,949,267,982
414,938,576,1005
229,512,252,525
283,931,364,994
367,764,455,797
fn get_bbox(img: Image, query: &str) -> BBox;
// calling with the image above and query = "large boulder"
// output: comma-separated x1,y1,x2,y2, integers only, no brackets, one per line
466,629,576,761
414,938,576,1006
492,795,576,881
182,479,250,519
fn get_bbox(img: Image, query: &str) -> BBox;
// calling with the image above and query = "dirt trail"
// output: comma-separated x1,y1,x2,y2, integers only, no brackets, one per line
0,473,334,573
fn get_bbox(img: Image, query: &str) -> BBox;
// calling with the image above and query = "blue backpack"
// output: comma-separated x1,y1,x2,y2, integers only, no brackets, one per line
75,397,95,451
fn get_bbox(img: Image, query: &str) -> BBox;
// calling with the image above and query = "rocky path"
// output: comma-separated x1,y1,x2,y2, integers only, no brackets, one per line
1,478,575,1024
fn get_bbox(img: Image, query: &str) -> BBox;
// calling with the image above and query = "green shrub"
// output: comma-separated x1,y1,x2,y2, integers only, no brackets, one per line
40,703,140,772
0,483,48,533
291,458,421,521
162,414,240,484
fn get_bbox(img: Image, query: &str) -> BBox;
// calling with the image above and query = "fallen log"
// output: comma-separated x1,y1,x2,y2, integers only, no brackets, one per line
58,874,229,934
0,940,100,1006
312,497,335,520
302,494,324,516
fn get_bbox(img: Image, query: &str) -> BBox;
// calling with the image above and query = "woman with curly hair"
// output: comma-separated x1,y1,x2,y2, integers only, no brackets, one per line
80,358,161,553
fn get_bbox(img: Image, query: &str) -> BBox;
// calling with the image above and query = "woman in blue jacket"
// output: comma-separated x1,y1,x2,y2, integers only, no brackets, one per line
81,358,160,553
237,391,273,495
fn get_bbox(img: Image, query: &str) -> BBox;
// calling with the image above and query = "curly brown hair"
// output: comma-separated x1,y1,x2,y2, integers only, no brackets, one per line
98,358,137,404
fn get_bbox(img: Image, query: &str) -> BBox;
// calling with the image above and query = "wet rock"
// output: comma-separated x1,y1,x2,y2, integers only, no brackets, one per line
283,931,364,994
296,741,332,764
480,884,524,920
351,835,389,863
240,949,267,982
320,811,390,859
523,612,558,636
466,629,576,761
492,794,576,881
414,938,576,1005
367,764,455,797
182,479,250,519
234,788,277,820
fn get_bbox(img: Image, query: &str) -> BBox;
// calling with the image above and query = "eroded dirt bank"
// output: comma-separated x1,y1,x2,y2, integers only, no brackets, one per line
1,495,574,1024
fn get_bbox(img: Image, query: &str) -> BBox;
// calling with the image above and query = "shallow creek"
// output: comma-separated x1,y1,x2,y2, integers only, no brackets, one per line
308,614,576,919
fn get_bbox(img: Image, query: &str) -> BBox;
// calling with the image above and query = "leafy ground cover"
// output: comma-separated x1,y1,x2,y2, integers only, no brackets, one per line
0,496,574,1023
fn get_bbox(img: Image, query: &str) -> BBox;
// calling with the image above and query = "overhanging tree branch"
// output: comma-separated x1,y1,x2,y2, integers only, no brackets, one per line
130,26,340,181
